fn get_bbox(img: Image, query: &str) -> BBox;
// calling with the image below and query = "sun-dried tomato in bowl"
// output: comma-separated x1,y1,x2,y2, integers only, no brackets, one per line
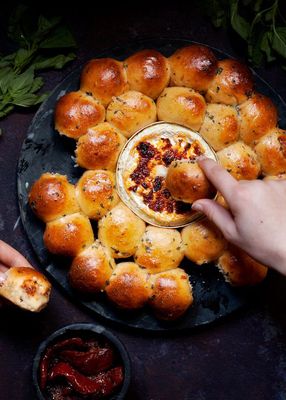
33,324,131,400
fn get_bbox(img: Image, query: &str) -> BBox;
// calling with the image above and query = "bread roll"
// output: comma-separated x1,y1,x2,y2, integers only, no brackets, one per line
69,240,115,293
217,141,261,180
76,170,119,220
28,173,80,223
80,58,128,107
54,91,105,139
157,87,206,131
0,267,51,312
125,49,170,99
149,268,193,320
105,262,152,310
217,245,268,286
169,44,217,91
206,59,254,105
98,202,146,258
106,90,157,138
239,93,278,146
254,128,286,176
134,226,184,273
75,122,126,171
181,218,226,265
44,212,94,257
165,160,215,203
199,103,240,151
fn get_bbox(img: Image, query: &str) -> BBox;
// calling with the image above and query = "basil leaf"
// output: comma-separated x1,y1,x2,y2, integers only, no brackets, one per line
33,53,76,70
230,0,250,41
260,31,276,61
39,26,77,49
13,92,48,107
0,105,14,118
272,27,286,58
10,68,35,94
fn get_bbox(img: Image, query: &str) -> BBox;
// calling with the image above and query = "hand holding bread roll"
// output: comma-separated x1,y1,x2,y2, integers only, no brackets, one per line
0,240,51,312
165,159,216,204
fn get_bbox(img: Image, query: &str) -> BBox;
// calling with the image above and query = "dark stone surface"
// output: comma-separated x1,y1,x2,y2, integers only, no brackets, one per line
0,2,286,399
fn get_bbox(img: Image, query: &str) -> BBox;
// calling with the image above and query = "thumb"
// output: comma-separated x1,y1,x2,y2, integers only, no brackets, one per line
192,199,237,242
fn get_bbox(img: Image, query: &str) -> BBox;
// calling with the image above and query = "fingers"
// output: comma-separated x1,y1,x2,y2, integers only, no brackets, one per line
198,158,238,204
192,199,238,242
0,240,33,269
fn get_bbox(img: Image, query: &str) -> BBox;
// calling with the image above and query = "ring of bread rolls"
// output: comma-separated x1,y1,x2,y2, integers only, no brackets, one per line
28,43,285,321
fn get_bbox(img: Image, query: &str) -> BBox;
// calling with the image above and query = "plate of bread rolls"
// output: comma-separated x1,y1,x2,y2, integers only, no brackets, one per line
17,38,286,330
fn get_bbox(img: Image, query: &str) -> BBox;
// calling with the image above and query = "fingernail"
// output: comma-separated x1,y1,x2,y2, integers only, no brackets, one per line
192,203,203,211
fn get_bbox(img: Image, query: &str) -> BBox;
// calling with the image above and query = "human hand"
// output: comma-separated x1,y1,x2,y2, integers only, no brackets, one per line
0,240,34,307
192,159,286,275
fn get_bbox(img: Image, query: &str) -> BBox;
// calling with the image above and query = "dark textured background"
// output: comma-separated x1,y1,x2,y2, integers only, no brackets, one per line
1,2,286,399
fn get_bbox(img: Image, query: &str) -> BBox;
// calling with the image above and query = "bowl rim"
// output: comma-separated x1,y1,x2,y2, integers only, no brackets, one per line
32,323,131,400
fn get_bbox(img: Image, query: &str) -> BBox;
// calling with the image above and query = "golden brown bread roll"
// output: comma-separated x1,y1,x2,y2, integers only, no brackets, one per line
80,58,128,107
125,49,171,99
75,122,126,171
157,87,206,131
165,160,215,203
199,103,240,151
106,90,157,138
254,128,286,176
239,93,278,146
43,212,94,257
217,141,261,180
75,170,119,220
28,173,80,223
217,245,268,286
105,262,152,310
181,218,226,265
98,202,146,258
134,226,184,273
54,91,105,139
69,240,115,293
169,45,218,92
0,267,51,312
149,268,193,320
206,59,254,105
215,192,229,209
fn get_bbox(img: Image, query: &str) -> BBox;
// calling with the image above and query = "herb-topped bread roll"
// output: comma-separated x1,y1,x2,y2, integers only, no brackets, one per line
106,90,157,138
181,218,226,265
157,87,206,131
239,93,278,146
169,45,218,92
0,267,51,312
149,268,193,320
98,202,146,258
217,141,261,180
125,49,171,99
75,123,126,171
254,128,286,176
199,103,240,151
80,58,129,107
54,91,105,139
105,262,152,310
134,226,184,273
165,160,215,204
217,245,268,286
28,173,80,223
69,240,115,293
43,212,94,257
75,170,119,220
206,59,254,105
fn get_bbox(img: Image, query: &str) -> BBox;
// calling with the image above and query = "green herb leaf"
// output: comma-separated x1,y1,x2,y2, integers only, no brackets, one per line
230,0,250,41
272,26,286,58
39,26,77,49
33,53,76,70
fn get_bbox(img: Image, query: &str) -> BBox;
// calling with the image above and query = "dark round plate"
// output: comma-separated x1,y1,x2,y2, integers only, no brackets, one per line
17,38,286,331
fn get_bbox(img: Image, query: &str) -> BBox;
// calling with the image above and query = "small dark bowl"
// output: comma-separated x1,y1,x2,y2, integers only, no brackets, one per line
32,323,131,400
